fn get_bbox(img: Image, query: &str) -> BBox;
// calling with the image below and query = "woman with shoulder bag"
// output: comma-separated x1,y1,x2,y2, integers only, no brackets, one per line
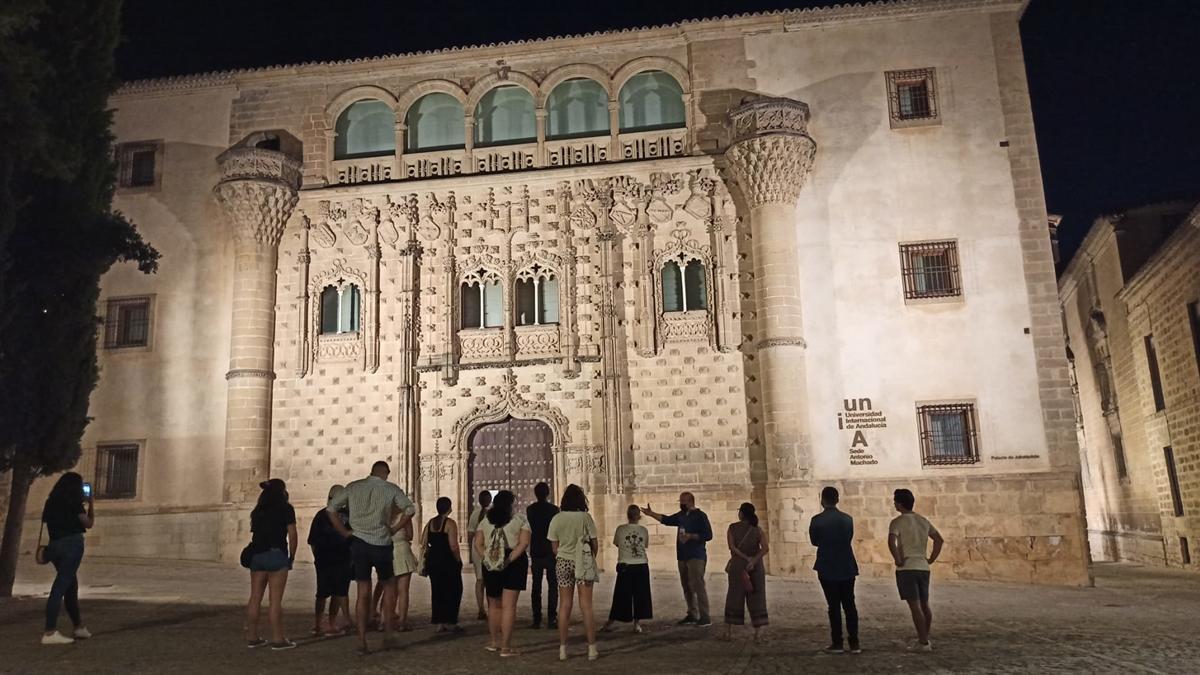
722,502,770,643
547,484,600,661
244,478,298,650
40,472,94,645
473,490,530,657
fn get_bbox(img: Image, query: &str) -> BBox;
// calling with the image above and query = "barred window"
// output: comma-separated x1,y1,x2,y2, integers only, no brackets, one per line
917,403,979,466
899,240,961,300
886,68,939,128
95,443,139,499
118,141,161,188
103,296,151,349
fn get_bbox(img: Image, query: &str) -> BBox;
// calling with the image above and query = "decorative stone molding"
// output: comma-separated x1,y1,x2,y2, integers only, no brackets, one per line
723,98,817,208
514,324,561,358
225,368,277,380
450,368,571,457
214,147,302,247
755,336,807,350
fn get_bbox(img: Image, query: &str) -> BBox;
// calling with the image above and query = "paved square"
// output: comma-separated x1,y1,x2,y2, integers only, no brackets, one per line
1,557,1197,674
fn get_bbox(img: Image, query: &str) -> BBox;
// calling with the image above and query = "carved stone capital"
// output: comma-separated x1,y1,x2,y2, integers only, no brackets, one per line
214,147,302,248
723,98,817,208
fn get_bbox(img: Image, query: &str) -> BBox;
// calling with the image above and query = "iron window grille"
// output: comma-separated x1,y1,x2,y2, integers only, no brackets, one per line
95,443,139,499
899,240,961,300
886,68,939,126
103,296,151,349
917,403,980,466
118,142,160,188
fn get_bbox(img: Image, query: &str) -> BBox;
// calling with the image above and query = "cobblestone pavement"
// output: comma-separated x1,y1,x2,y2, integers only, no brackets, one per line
1,557,1198,674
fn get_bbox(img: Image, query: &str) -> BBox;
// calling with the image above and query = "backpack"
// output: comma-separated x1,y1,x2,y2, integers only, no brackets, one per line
482,523,510,572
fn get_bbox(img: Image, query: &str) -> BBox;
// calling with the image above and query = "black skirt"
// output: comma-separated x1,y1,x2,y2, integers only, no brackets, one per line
483,552,529,599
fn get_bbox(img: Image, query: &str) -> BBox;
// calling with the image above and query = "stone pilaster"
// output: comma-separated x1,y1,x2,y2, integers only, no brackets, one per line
213,147,301,504
724,98,817,482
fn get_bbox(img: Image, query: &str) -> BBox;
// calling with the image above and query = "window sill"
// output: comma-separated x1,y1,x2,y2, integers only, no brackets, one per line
904,293,964,307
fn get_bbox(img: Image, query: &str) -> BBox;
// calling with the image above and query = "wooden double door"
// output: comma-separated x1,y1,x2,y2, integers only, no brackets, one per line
468,416,554,511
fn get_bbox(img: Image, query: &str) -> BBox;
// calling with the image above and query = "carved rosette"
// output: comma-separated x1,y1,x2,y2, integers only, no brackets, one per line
723,98,817,209
214,147,303,247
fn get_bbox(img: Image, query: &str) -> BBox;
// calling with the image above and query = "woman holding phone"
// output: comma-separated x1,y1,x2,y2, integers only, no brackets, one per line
40,472,94,645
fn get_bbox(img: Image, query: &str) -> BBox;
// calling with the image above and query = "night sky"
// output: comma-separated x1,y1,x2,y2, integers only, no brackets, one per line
115,0,1200,266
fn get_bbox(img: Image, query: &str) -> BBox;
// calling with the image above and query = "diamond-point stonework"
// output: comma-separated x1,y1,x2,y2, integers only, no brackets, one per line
214,147,302,247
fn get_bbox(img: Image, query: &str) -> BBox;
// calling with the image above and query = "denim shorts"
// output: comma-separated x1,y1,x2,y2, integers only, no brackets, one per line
249,548,290,572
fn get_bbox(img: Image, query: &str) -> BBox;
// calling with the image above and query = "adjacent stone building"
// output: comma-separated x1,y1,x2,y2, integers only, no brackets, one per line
1060,201,1200,569
10,0,1089,584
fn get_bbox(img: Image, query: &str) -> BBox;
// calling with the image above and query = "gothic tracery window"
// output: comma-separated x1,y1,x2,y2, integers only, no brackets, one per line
546,78,610,139
474,85,536,147
406,92,465,151
320,283,361,334
334,99,395,159
515,264,560,326
460,269,503,329
618,71,686,132
661,257,707,312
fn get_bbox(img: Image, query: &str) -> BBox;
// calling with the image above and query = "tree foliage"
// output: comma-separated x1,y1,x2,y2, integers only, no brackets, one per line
0,0,160,595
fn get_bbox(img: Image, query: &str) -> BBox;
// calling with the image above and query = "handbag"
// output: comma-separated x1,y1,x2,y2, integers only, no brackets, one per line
35,521,49,565
239,543,255,569
726,525,757,593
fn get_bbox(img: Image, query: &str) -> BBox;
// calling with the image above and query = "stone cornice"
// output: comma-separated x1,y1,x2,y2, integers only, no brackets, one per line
113,0,1022,98
724,98,817,208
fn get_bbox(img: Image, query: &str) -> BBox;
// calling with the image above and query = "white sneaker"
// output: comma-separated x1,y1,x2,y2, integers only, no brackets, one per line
42,632,74,645
907,640,932,652
559,645,568,661
588,644,599,661
73,627,92,639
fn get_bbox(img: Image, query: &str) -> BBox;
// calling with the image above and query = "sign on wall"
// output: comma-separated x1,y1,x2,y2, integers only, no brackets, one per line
839,397,886,466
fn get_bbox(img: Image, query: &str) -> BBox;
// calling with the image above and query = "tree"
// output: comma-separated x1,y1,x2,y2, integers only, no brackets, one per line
0,0,159,597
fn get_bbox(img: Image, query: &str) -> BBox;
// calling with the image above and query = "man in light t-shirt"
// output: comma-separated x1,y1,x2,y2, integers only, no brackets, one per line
887,488,944,652
465,490,492,620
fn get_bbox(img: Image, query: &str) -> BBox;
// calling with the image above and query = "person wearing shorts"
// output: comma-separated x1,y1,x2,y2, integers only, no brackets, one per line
466,491,492,620
887,488,944,652
327,461,415,655
308,485,352,636
548,484,600,661
474,490,530,657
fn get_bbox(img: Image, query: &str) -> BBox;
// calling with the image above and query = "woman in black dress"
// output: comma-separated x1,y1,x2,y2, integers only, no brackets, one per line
421,496,463,632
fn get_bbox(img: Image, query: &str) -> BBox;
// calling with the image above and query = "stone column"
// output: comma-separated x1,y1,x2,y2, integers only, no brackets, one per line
723,98,817,482
213,146,301,504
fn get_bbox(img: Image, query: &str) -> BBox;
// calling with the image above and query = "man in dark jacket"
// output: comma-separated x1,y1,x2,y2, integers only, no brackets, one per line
525,482,559,629
809,486,860,653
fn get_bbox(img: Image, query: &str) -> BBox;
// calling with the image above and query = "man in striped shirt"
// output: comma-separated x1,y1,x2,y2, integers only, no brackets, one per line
328,460,415,654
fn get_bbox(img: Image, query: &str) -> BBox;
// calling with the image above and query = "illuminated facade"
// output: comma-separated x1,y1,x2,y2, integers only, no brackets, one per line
11,0,1090,584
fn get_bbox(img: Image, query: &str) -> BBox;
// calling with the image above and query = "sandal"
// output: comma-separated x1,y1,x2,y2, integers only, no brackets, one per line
269,639,297,651
247,638,268,648
484,644,499,652
500,648,521,657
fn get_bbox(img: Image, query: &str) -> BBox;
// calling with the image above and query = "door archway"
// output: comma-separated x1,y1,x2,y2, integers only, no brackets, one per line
468,416,554,511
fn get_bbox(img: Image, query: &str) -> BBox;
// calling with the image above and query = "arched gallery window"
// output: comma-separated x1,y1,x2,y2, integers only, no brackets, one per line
619,71,685,132
406,93,465,152
546,78,610,139
334,100,395,159
475,85,536,147
461,269,503,329
515,265,559,326
661,258,707,312
320,283,361,334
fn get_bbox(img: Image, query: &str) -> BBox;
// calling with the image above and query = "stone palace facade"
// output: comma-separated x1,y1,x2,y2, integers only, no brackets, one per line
11,0,1090,584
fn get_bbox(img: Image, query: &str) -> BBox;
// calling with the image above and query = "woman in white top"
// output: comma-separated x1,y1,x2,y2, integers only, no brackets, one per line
603,504,652,633
371,506,418,630
473,490,531,657
547,484,600,661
